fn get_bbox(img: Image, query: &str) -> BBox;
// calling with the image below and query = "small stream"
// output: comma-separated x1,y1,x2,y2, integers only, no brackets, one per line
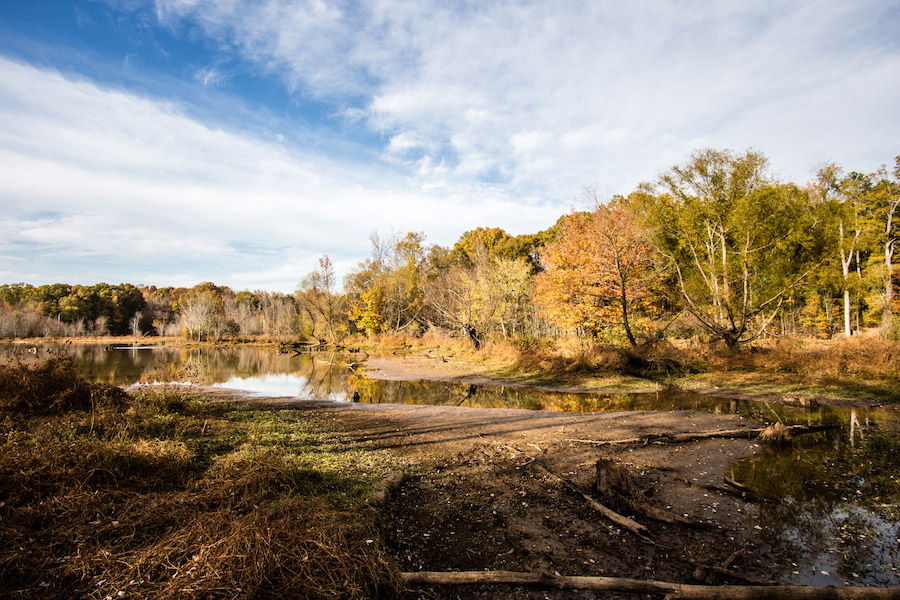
4,342,899,586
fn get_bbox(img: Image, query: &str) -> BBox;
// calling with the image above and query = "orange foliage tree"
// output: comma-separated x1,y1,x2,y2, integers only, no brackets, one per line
535,201,655,346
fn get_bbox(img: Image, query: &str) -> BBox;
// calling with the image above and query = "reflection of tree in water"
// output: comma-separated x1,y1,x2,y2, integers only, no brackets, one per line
730,424,900,586
297,353,353,400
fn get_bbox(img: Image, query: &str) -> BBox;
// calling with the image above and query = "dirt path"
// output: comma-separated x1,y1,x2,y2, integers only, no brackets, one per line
250,395,783,599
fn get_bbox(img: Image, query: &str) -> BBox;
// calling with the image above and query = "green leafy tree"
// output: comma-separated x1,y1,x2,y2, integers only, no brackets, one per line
870,157,900,329
643,148,816,347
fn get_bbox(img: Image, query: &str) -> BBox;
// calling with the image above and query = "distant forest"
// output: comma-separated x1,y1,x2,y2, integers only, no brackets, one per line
3,149,898,347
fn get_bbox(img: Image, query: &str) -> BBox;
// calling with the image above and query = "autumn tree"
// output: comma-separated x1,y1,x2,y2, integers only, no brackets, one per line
424,245,533,347
177,292,217,341
296,255,346,342
452,226,553,273
535,198,654,346
345,232,428,337
642,148,816,347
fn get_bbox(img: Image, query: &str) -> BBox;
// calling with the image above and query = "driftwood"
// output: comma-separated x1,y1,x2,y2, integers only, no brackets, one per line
531,463,651,541
567,424,840,447
758,422,794,445
401,570,900,599
690,546,780,586
692,564,777,586
370,470,405,506
595,459,701,527
681,477,779,504
723,476,780,503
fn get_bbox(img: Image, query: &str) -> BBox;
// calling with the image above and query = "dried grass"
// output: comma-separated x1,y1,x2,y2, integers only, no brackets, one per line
469,334,900,385
0,358,126,415
666,336,900,379
480,338,631,376
0,361,402,599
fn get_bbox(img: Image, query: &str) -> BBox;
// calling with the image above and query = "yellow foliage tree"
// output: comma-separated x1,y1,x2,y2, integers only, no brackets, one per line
535,201,654,346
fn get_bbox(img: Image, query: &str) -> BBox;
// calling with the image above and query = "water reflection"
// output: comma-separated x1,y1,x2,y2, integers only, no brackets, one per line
730,422,900,586
7,344,899,423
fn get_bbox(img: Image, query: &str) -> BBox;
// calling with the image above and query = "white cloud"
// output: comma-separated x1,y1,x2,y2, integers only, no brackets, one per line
3,1,899,290
0,57,562,290
151,0,900,195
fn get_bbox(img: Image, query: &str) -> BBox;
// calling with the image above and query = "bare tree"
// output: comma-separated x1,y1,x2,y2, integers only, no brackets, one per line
297,256,345,342
130,311,143,336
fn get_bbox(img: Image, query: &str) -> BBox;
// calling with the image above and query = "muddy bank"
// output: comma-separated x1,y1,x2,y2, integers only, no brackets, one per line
243,395,792,598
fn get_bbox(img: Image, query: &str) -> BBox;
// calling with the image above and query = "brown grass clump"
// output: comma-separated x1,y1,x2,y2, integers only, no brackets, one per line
480,337,636,377
667,336,900,380
0,358,126,415
816,335,900,378
419,325,478,354
0,361,402,599
87,498,398,600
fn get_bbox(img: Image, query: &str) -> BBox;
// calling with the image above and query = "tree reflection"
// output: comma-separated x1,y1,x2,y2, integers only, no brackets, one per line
731,425,900,586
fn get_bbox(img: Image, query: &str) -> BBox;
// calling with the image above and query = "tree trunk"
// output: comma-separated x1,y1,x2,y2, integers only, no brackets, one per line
843,287,852,337
885,236,895,330
595,458,698,526
532,463,650,539
621,287,637,347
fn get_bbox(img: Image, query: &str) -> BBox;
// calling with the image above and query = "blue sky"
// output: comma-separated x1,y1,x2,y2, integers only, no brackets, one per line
1,0,898,292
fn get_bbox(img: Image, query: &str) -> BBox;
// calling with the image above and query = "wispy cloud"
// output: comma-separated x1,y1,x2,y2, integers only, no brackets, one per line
154,0,900,193
194,66,225,87
0,56,560,290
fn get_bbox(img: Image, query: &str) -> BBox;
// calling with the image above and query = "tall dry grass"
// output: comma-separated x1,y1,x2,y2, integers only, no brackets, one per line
466,333,900,384
664,335,900,379
0,358,126,415
0,361,401,599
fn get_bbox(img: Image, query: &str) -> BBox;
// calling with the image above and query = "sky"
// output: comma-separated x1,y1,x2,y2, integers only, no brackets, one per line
0,1,898,293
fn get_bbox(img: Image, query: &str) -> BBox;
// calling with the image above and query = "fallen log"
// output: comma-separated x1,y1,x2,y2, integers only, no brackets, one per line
567,424,840,447
680,477,779,504
401,570,900,599
723,476,780,503
370,470,405,506
531,463,652,541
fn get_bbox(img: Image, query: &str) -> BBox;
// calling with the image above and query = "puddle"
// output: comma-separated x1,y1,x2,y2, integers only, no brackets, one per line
730,421,900,586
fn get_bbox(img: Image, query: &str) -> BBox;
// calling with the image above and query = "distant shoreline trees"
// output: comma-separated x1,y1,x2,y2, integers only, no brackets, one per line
2,149,897,346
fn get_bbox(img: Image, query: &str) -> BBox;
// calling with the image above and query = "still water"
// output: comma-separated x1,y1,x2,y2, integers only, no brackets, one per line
5,343,900,586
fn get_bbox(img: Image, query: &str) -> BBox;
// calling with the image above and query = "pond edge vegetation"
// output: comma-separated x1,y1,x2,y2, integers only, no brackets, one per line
0,359,402,599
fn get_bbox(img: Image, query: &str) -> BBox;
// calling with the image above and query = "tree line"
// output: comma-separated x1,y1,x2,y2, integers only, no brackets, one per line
2,149,897,347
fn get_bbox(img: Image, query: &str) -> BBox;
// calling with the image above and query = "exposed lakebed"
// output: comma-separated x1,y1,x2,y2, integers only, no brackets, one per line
6,342,899,587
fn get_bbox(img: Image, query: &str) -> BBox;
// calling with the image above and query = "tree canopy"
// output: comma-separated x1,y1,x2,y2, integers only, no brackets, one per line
3,149,897,347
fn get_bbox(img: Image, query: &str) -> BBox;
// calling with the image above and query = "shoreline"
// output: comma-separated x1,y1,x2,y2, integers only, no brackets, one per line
360,355,889,408
4,336,896,406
